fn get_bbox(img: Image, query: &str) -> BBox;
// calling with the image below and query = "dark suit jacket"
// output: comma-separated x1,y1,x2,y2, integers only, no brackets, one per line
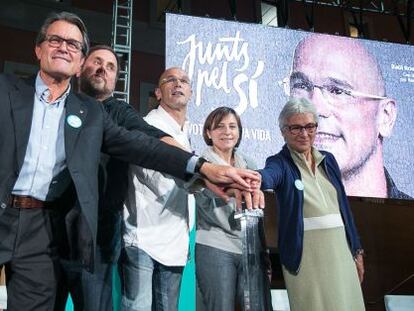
0,74,193,270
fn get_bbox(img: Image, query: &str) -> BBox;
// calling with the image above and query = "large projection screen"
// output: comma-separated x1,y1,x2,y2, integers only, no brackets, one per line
166,13,414,200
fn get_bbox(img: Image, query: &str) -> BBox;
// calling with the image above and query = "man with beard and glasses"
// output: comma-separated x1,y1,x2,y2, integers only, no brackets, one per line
285,33,411,199
54,45,180,311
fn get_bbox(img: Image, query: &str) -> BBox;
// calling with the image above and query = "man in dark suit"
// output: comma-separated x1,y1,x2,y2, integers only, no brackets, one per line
0,12,261,311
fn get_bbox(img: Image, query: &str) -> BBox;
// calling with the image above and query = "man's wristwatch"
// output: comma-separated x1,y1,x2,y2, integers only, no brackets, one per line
194,157,209,177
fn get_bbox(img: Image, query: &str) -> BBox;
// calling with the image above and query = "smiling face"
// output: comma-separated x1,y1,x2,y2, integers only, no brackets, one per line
80,49,117,101
35,20,85,83
155,68,192,112
207,113,241,154
291,35,390,177
282,113,317,154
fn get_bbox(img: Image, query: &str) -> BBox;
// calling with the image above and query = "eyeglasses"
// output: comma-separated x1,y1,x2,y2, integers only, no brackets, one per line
280,77,387,104
159,76,190,86
283,123,318,135
44,35,83,53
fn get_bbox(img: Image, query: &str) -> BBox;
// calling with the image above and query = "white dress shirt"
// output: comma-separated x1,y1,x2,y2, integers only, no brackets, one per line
123,105,195,266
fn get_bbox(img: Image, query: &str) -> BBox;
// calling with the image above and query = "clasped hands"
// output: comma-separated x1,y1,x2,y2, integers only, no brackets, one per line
199,162,265,210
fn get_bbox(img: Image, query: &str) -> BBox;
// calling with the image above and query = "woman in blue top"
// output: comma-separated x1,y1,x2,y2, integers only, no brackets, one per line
260,98,365,311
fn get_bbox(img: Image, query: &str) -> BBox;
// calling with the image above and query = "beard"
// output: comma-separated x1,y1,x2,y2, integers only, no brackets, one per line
79,73,112,99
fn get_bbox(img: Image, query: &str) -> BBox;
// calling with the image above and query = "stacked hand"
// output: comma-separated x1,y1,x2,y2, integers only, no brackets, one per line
200,162,264,209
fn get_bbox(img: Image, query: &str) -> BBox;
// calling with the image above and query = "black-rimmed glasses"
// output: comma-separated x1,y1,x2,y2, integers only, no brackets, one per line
283,123,318,135
44,35,83,53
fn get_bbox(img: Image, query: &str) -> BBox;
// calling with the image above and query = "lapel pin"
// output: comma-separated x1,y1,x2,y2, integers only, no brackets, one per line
67,114,82,129
294,179,304,191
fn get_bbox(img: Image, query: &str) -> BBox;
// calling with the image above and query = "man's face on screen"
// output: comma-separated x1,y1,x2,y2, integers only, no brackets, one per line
290,35,384,179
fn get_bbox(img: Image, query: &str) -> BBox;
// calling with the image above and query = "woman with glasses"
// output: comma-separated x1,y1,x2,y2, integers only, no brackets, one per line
195,107,271,311
260,98,365,311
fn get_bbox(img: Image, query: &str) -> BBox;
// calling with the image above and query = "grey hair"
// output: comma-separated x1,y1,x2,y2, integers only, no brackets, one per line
278,98,319,130
36,11,89,56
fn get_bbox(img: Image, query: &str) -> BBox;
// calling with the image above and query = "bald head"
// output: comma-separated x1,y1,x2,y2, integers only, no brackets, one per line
158,67,189,87
293,34,385,97
155,67,192,113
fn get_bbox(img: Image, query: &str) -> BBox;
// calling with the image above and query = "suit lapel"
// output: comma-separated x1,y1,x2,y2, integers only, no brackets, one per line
64,92,88,162
10,78,36,169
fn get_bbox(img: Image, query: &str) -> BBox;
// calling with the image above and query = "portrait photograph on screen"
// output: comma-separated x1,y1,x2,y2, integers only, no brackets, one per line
165,13,414,200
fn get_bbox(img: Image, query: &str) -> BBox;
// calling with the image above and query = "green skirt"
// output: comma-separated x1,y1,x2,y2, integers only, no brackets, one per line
282,226,365,311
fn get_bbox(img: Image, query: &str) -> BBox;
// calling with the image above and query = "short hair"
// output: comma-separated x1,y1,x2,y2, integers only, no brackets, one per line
36,11,89,56
278,98,319,130
203,106,243,148
87,45,121,78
